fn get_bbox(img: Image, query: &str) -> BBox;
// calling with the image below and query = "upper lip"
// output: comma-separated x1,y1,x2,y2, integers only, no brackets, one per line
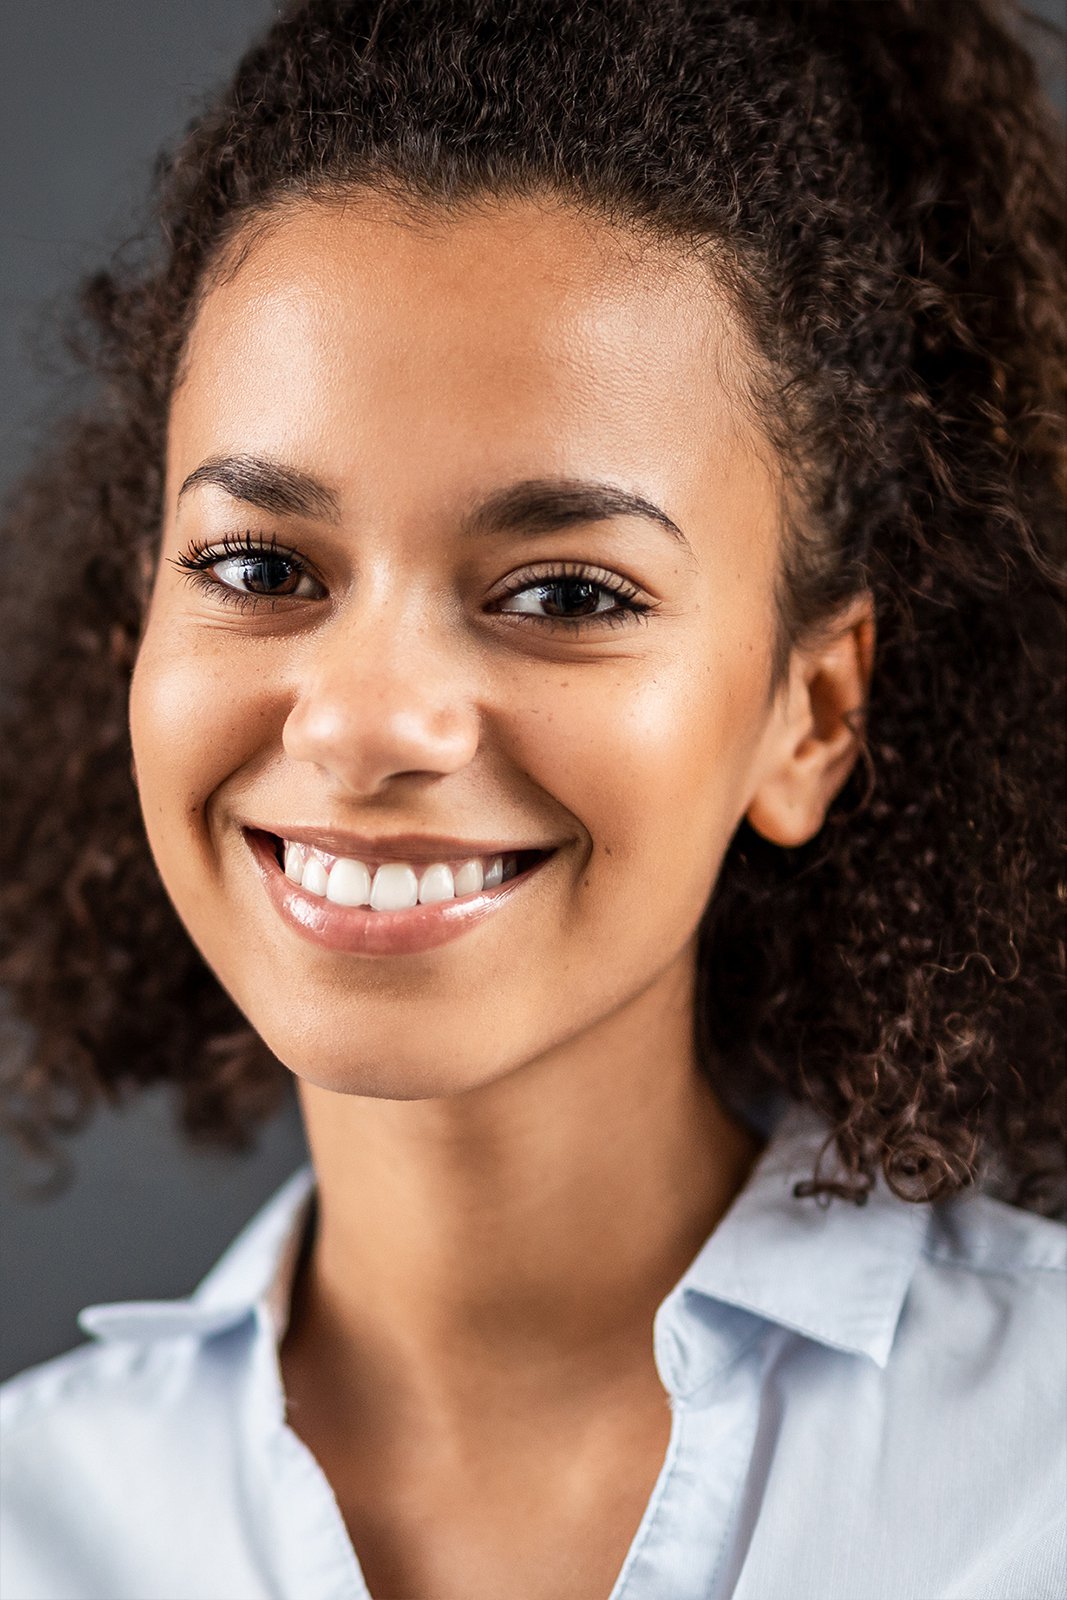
244,824,558,863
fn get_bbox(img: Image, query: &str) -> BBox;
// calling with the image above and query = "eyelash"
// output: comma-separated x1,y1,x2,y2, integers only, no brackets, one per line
169,532,312,617
493,560,652,631
169,533,655,631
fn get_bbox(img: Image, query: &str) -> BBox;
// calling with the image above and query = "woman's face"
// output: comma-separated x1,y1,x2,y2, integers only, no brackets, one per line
130,194,795,1096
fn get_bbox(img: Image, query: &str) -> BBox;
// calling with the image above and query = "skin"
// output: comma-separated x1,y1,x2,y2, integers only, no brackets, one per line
129,192,874,1600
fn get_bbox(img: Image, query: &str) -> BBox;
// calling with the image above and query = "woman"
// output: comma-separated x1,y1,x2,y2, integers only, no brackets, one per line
0,1,1063,1597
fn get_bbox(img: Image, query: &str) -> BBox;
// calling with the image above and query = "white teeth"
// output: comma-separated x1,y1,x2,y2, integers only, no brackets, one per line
370,863,420,912
281,840,520,909
483,855,504,888
452,858,484,896
301,855,329,896
326,858,372,906
418,863,455,905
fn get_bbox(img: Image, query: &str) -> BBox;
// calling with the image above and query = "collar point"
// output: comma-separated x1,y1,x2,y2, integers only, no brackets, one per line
78,1300,253,1345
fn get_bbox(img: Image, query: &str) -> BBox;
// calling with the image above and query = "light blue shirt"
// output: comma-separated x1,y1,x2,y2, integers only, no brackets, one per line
2,1099,1064,1600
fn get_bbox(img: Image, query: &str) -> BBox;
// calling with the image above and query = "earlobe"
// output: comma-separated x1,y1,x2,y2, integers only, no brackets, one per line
745,594,875,849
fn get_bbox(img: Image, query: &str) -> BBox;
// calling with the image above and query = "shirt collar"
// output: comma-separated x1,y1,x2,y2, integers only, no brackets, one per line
654,1100,931,1397
79,1101,929,1382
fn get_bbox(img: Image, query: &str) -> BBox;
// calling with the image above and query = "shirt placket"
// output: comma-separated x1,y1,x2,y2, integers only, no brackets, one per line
608,1298,770,1600
241,1306,370,1600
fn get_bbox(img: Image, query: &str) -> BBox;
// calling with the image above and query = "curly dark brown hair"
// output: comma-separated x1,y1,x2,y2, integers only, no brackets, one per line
1,0,1064,1213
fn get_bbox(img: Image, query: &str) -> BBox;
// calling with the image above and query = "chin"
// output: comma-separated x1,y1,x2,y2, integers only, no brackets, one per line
265,1026,514,1102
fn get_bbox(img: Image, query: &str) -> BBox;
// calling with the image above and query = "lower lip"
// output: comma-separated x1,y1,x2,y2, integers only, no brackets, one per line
245,830,554,956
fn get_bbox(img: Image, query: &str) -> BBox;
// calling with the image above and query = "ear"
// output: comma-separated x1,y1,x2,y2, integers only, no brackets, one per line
745,592,875,848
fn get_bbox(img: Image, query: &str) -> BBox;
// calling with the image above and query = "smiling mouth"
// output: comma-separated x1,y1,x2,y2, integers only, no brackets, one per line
243,827,556,955
263,832,549,910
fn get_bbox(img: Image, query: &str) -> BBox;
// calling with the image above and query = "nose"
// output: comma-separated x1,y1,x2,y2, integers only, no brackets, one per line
282,601,482,797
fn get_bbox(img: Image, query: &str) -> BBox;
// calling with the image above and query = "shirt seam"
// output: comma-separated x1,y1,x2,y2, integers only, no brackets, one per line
918,1248,1066,1276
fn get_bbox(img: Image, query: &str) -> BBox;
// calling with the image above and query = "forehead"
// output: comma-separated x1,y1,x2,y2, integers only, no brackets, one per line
169,193,768,528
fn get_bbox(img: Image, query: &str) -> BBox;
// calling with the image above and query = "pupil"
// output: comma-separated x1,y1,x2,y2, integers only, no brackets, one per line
544,580,600,616
240,556,296,595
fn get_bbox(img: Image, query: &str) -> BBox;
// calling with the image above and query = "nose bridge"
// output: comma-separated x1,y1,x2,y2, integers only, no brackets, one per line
283,583,481,790
340,575,446,688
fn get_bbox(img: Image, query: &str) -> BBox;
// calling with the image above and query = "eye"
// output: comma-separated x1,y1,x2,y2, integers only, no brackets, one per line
491,564,653,629
210,551,313,598
501,579,619,618
169,533,325,606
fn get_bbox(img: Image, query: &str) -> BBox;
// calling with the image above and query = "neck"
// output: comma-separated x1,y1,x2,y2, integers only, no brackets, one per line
283,951,764,1430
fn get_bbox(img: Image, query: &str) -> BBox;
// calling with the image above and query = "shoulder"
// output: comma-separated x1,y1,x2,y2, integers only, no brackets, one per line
735,1188,1067,1597
0,1334,204,1484
890,1192,1065,1477
877,1198,1067,1596
0,1307,261,1458
0,1328,261,1600
2,1336,157,1435
0,1168,313,1598
1,1341,164,1594
0,1320,260,1507
904,1190,1065,1360
921,1188,1067,1277
910,1190,1066,1358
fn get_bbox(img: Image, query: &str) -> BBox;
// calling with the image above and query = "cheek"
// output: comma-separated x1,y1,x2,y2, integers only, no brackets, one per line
506,639,768,920
128,618,269,877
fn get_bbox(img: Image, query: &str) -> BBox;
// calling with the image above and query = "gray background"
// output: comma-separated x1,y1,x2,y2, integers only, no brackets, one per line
1,0,1064,1385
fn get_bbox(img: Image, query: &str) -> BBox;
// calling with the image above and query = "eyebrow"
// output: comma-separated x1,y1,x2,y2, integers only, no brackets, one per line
177,454,691,552
460,479,691,552
177,455,342,520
